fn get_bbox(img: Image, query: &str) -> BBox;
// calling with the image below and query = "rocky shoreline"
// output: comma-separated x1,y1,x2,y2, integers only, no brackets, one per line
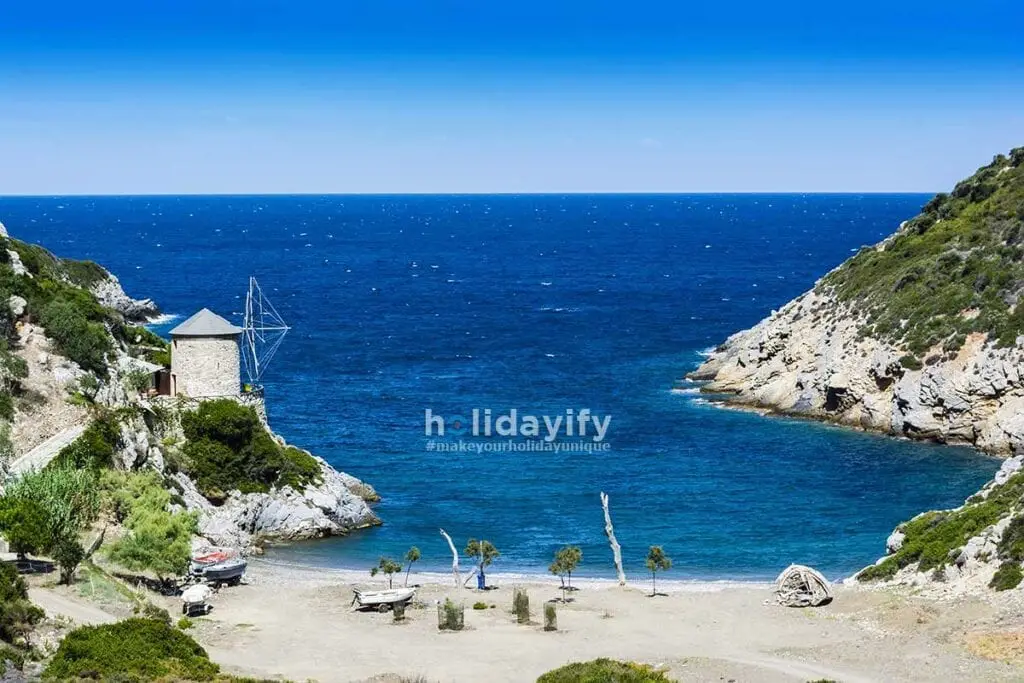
688,287,1024,456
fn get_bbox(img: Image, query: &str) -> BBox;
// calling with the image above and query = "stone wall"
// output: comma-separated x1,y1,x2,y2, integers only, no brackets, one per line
171,335,240,398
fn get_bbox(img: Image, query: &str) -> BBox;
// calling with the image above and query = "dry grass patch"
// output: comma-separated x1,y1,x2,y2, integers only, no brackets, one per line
964,630,1024,662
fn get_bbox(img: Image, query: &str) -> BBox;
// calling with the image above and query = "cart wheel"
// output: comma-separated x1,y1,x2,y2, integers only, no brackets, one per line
378,603,390,613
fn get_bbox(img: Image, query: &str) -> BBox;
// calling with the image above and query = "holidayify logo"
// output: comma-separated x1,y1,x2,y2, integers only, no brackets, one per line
424,408,611,442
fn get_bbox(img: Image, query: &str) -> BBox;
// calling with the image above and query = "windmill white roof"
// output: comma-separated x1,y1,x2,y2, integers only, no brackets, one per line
170,308,243,337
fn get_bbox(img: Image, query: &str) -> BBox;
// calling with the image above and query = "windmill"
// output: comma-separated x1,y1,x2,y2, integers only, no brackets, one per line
241,277,290,389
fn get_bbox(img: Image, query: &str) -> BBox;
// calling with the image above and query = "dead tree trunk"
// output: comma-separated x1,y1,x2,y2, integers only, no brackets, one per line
440,528,461,588
601,492,626,586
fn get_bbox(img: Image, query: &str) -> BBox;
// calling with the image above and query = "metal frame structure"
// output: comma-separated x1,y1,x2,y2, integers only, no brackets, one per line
242,276,290,387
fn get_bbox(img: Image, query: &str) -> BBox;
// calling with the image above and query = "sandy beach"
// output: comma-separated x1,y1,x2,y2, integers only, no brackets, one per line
29,559,1024,683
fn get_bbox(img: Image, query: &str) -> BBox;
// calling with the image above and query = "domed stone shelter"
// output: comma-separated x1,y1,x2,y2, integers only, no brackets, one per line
169,308,243,398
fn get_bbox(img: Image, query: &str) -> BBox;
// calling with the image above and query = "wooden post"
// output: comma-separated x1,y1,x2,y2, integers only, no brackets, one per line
601,492,626,586
440,528,461,588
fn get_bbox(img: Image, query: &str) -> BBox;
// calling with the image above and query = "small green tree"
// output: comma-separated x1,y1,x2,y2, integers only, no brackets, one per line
549,545,582,601
3,466,100,584
645,546,672,597
108,508,198,583
465,539,499,587
370,557,403,588
403,546,421,587
0,497,52,560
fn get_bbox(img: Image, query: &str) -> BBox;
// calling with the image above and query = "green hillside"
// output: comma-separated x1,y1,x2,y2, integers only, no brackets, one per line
822,147,1024,360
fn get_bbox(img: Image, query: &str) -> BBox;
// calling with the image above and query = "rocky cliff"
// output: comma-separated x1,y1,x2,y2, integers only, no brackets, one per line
690,148,1024,455
689,147,1024,592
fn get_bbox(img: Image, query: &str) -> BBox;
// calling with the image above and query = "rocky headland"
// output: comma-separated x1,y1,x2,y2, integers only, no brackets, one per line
0,221,380,554
690,147,1024,593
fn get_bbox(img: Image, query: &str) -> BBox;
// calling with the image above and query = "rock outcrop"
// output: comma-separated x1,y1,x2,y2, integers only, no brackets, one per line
90,272,160,322
689,288,1024,454
173,456,380,551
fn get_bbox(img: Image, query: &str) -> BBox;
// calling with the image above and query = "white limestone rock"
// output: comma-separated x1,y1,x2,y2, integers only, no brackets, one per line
175,459,380,551
7,295,26,318
7,250,30,278
90,272,159,322
885,530,905,554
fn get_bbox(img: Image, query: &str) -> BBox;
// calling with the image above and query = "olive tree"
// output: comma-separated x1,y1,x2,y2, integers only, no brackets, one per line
548,545,582,601
370,557,403,588
645,546,672,597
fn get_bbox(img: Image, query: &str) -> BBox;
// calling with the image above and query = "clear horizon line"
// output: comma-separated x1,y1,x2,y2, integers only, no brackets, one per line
0,190,938,198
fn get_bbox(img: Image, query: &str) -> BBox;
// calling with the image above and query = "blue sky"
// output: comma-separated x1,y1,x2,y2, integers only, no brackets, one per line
1,1,1022,194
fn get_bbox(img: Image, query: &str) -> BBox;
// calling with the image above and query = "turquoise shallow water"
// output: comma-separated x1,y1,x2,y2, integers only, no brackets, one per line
0,193,1000,581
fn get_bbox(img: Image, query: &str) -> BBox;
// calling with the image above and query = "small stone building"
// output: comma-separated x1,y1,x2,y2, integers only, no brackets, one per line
169,308,243,398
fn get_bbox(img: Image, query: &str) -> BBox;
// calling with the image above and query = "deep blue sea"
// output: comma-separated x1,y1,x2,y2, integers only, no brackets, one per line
0,194,999,581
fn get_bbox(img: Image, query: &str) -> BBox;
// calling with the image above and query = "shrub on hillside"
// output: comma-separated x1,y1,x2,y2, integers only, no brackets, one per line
0,562,44,645
989,561,1023,591
43,618,220,681
53,414,122,470
181,399,322,500
858,473,1024,582
61,259,108,288
36,298,112,375
536,659,673,683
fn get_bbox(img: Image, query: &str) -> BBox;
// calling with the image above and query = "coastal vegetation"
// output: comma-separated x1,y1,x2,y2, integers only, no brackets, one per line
858,472,1024,582
0,466,101,584
370,557,403,588
180,398,321,502
536,659,673,683
822,148,1024,360
43,618,221,681
513,586,531,624
465,538,500,585
645,546,672,596
0,562,43,649
106,471,199,583
549,545,582,600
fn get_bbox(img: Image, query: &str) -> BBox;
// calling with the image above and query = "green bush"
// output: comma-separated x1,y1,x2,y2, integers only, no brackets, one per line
0,562,44,645
277,446,322,490
36,298,112,375
43,618,220,681
53,413,122,470
859,472,1024,582
177,617,193,630
989,562,1023,591
537,659,673,683
437,598,464,631
181,399,322,500
472,601,488,610
62,259,108,288
0,497,51,558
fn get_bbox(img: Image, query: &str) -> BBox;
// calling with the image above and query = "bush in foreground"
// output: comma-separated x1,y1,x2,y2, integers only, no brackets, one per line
0,562,44,645
43,618,220,681
537,658,673,683
989,562,1023,591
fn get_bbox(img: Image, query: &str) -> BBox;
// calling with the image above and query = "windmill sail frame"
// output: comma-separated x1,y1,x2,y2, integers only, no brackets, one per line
242,277,290,387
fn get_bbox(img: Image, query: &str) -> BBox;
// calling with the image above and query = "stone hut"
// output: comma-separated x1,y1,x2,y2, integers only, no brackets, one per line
169,308,243,398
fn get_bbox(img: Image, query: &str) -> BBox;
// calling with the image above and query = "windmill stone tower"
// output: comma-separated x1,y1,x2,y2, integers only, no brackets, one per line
169,308,243,398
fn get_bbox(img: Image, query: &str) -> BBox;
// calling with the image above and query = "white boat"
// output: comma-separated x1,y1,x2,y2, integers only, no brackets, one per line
352,587,416,612
189,550,247,586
